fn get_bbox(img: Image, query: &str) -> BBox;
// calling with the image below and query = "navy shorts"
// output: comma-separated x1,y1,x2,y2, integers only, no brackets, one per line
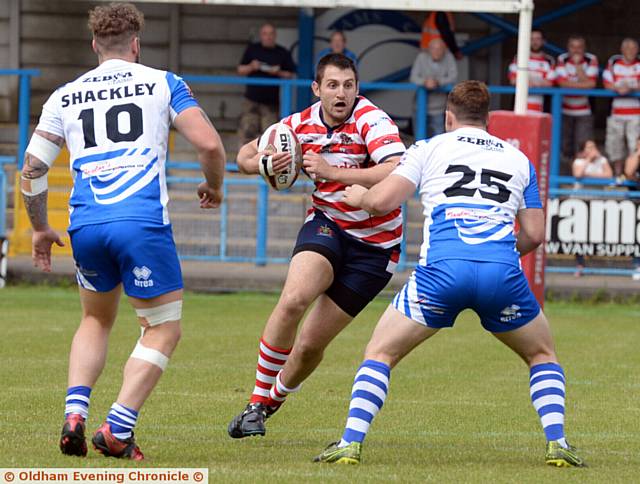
69,221,183,299
292,210,400,317
392,259,541,333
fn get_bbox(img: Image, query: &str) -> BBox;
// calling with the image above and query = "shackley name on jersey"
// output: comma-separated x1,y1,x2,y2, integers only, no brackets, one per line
61,83,156,107
35,59,198,231
392,127,543,267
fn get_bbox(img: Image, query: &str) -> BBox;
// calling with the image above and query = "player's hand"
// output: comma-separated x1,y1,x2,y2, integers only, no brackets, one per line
197,182,223,209
616,85,631,95
32,227,64,273
303,152,333,182
342,184,368,208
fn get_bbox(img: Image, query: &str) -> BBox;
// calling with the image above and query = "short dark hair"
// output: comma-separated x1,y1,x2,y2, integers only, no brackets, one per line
447,80,490,125
532,28,545,37
315,53,358,84
567,34,586,44
88,2,144,53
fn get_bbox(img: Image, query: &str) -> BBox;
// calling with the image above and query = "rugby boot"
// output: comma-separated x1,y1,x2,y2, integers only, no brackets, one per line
59,413,88,457
228,402,279,438
545,441,587,467
92,422,144,461
313,441,361,465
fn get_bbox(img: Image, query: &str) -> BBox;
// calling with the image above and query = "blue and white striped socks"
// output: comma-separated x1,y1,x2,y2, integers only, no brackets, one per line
339,359,390,447
530,362,568,448
106,402,139,440
65,385,92,420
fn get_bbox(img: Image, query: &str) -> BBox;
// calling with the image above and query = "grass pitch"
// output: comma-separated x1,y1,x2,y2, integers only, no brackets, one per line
1,286,639,482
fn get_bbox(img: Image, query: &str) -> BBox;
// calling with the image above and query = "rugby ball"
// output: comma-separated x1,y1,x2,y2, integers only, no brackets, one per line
257,123,302,190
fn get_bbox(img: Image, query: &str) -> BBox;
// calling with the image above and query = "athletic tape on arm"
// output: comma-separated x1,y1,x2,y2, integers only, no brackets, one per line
26,133,61,168
135,300,182,326
20,174,48,196
131,341,169,371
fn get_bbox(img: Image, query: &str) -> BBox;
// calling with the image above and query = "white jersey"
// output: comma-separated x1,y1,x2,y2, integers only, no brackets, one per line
392,127,542,267
36,59,198,230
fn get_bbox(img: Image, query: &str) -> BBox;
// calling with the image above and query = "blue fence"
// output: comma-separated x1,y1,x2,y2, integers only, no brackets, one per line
3,70,640,275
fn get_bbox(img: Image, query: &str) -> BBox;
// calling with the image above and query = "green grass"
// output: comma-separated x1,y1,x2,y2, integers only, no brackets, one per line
1,286,639,482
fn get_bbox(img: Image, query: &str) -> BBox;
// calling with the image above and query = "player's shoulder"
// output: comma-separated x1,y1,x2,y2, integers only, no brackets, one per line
353,96,393,122
556,52,569,64
607,54,625,66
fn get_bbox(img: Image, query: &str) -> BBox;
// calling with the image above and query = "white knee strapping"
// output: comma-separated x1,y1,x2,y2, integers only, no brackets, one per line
131,341,169,371
135,300,182,327
26,133,61,168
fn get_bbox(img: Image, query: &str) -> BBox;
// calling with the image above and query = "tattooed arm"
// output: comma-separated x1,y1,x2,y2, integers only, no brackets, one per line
173,107,226,208
21,129,65,271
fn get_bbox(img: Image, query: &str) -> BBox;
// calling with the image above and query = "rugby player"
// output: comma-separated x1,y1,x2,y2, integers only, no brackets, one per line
21,3,225,460
313,81,586,468
228,53,406,438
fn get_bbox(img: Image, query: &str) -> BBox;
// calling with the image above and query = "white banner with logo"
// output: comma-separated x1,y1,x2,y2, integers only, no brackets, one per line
546,197,640,257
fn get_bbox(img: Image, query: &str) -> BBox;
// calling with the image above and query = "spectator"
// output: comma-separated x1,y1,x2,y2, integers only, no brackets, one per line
623,137,640,182
508,29,556,112
555,35,599,173
236,23,296,149
315,31,357,67
420,11,463,59
410,38,458,138
571,140,612,277
603,38,640,179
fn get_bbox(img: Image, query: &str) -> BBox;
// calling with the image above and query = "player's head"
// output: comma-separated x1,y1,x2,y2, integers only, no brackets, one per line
567,35,586,59
259,23,277,48
530,29,545,53
445,80,490,131
88,2,144,63
621,37,639,61
313,53,359,126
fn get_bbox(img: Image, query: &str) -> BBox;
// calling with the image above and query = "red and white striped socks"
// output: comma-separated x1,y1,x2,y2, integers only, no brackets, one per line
249,338,291,405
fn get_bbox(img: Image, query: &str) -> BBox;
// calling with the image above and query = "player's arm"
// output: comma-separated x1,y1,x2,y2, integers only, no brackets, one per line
303,152,402,188
344,174,416,216
21,129,65,272
236,138,292,175
173,107,226,208
516,208,545,256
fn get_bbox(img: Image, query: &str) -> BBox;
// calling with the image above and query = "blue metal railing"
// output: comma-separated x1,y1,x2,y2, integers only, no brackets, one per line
0,69,40,169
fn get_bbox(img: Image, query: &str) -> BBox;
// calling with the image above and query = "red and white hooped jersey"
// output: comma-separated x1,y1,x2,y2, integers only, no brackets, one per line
508,52,556,112
282,96,405,249
555,52,599,116
603,55,640,117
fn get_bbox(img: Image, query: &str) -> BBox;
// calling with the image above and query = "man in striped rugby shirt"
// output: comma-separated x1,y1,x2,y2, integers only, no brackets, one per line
228,53,406,439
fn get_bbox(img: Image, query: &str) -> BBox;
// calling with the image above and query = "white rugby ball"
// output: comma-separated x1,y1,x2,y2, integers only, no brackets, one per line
257,123,302,190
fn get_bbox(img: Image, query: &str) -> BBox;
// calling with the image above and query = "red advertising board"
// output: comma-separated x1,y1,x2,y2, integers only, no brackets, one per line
488,111,551,306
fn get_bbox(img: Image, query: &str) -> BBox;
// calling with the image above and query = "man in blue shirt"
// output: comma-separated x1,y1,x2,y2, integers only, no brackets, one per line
315,31,358,69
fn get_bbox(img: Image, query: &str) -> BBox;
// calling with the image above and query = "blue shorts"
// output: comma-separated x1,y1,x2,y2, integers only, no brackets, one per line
69,221,183,299
293,210,400,317
393,260,540,333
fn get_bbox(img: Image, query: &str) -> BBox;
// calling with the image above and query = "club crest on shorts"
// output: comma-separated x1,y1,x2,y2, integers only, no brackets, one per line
133,266,154,288
317,224,334,238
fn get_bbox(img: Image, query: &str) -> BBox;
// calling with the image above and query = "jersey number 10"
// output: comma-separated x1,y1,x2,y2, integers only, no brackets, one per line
78,103,143,149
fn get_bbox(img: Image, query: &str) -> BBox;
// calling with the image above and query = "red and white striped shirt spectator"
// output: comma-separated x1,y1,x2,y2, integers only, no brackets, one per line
603,54,640,117
283,96,405,248
556,52,599,116
508,52,556,112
